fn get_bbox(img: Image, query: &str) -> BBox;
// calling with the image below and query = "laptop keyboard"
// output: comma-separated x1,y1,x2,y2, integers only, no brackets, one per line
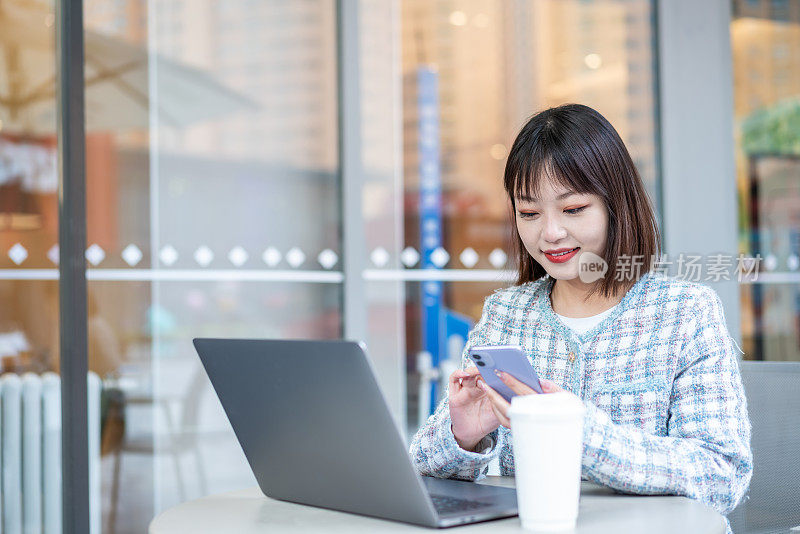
430,494,492,514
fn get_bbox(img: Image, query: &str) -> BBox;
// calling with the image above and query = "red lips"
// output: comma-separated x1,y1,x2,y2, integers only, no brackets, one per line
543,247,578,254
543,247,580,263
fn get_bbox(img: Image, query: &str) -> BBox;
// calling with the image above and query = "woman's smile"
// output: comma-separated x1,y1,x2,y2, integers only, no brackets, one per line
542,247,580,263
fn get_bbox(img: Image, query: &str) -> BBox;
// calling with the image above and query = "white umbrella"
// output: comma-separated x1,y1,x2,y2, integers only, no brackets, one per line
0,2,257,134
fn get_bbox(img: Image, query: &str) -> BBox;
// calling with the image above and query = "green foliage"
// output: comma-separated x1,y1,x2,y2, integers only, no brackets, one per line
741,96,800,156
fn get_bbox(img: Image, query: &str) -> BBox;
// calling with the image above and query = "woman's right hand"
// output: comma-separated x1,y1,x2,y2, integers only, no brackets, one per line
448,367,502,452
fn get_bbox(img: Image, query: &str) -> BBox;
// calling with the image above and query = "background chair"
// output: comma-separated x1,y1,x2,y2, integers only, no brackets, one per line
107,366,208,534
727,361,800,533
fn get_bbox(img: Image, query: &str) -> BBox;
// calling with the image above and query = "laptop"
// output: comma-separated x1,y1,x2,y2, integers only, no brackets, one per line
193,338,518,528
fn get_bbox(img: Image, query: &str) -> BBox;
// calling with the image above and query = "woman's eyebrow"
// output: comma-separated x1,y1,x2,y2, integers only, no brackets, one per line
517,192,578,203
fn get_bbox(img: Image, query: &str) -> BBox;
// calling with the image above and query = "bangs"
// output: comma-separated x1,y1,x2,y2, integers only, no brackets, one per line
508,142,596,205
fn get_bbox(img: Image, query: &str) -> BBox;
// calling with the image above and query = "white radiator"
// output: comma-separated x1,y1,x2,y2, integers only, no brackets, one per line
1,372,101,534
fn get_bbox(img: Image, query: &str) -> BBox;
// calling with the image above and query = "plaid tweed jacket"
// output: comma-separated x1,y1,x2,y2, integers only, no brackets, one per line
409,271,753,523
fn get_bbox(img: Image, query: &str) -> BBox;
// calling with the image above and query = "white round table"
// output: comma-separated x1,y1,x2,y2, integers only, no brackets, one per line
150,477,726,533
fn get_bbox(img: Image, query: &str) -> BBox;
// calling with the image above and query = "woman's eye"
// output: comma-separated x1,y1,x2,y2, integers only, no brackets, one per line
565,206,587,215
518,206,586,218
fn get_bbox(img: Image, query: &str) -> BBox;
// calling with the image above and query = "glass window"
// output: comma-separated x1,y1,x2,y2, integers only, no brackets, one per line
84,0,340,531
0,0,68,531
366,0,661,433
731,0,800,361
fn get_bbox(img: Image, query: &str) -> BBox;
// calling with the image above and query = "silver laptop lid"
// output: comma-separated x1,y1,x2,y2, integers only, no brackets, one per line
193,338,440,527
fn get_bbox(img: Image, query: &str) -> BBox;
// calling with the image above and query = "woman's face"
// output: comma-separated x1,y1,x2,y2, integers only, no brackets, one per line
515,177,609,281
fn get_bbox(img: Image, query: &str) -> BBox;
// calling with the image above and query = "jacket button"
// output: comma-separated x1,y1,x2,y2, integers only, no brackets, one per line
568,352,576,362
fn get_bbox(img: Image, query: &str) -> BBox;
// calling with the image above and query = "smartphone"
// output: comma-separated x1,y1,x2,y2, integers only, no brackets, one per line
468,344,542,402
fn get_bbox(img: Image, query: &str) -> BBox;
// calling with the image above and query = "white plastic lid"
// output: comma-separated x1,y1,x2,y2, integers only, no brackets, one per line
508,391,586,418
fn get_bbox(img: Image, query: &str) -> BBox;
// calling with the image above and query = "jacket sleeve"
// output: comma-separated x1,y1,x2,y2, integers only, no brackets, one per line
408,293,506,480
580,286,753,515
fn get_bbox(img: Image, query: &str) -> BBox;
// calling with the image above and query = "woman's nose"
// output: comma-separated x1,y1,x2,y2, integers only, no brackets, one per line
542,215,567,242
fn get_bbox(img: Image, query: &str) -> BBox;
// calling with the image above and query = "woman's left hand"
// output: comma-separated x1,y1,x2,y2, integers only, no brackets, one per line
478,372,564,428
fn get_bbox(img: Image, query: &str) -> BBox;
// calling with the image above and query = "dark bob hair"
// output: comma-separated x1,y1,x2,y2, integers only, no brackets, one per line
503,103,661,299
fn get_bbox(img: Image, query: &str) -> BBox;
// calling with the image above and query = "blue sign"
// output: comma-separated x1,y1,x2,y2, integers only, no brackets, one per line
417,67,444,414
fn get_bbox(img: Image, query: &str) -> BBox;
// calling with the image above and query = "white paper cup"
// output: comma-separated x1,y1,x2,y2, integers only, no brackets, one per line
509,392,586,531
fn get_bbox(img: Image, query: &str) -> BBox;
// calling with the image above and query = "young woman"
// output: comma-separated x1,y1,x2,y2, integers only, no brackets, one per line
409,104,752,525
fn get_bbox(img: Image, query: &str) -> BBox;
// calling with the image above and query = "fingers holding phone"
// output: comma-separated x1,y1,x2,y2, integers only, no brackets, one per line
467,346,564,430
448,366,501,451
450,366,484,398
478,371,562,428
